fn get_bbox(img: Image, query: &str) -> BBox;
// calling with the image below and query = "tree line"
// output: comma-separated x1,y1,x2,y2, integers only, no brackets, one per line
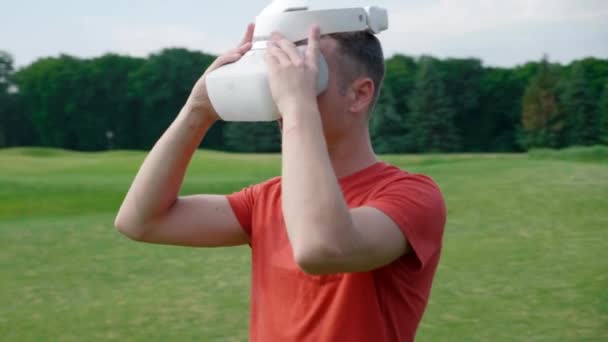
1,49,607,153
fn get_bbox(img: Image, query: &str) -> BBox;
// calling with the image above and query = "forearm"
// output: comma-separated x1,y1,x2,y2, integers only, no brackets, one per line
281,106,354,263
115,103,215,235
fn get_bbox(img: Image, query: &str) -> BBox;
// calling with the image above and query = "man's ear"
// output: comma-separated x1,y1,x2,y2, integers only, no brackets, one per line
348,78,375,114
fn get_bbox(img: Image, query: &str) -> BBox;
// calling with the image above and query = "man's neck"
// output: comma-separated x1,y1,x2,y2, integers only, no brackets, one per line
327,127,378,179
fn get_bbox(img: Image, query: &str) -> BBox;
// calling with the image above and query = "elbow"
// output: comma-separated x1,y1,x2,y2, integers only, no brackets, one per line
114,213,145,242
293,243,342,276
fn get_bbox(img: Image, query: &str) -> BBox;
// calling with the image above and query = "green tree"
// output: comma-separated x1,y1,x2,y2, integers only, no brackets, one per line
15,55,86,149
520,56,563,149
224,121,281,153
575,58,608,102
0,51,13,146
599,83,608,144
407,57,460,152
0,51,11,91
6,46,608,153
0,52,38,147
477,62,538,152
370,87,408,153
440,58,484,151
384,55,418,120
14,54,143,150
561,62,598,146
79,54,145,150
129,48,215,149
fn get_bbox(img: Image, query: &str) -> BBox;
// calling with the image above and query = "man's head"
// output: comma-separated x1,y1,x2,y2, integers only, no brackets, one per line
326,31,385,108
315,31,385,143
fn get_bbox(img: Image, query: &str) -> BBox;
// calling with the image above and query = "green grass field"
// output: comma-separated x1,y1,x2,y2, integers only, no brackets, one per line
1,147,607,341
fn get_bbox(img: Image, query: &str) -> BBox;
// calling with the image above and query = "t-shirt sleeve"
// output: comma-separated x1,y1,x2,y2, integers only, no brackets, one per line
226,184,258,237
364,174,446,270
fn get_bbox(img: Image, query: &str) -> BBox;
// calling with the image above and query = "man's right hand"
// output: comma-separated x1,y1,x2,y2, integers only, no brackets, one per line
186,23,256,121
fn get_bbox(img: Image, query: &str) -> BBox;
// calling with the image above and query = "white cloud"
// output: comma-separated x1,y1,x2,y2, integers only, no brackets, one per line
2,0,607,67
380,0,608,66
77,16,224,58
391,0,608,35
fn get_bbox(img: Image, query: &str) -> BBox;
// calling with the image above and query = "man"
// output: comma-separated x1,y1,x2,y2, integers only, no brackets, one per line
115,23,446,341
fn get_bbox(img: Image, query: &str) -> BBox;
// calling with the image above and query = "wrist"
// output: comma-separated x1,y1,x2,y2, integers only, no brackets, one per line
281,101,322,134
180,101,219,129
280,97,320,120
182,99,220,123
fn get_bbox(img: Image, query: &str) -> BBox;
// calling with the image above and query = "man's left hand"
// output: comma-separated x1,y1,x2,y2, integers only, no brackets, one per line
264,26,322,117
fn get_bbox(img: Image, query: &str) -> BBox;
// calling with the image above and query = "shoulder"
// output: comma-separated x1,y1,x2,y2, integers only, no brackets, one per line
367,163,446,229
248,176,282,196
376,163,443,198
366,164,447,269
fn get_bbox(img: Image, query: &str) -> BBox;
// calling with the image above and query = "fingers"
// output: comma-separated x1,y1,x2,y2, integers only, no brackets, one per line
219,40,252,65
271,32,302,65
202,24,255,76
266,26,321,69
206,24,254,74
264,50,279,69
207,47,247,72
237,42,253,54
210,52,241,69
239,23,255,47
306,25,321,66
267,42,291,65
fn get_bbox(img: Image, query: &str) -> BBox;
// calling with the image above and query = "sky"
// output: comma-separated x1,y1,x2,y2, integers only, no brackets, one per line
1,0,607,68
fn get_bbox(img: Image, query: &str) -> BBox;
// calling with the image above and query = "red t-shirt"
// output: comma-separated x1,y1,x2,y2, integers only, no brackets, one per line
227,161,446,341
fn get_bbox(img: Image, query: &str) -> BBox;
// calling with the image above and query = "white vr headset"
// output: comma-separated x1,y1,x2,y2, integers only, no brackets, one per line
205,0,389,122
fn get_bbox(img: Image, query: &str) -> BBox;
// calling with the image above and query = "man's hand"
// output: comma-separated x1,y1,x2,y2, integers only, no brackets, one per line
186,23,255,121
265,26,321,117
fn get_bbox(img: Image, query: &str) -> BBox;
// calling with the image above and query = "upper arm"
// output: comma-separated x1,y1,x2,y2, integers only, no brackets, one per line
301,207,409,274
301,175,446,275
348,206,410,269
120,194,250,247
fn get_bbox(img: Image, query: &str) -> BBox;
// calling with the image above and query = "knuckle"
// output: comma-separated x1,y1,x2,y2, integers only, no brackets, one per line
270,46,281,55
264,55,275,64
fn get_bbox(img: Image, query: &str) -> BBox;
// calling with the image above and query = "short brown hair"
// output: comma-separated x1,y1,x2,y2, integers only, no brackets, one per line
327,31,386,112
